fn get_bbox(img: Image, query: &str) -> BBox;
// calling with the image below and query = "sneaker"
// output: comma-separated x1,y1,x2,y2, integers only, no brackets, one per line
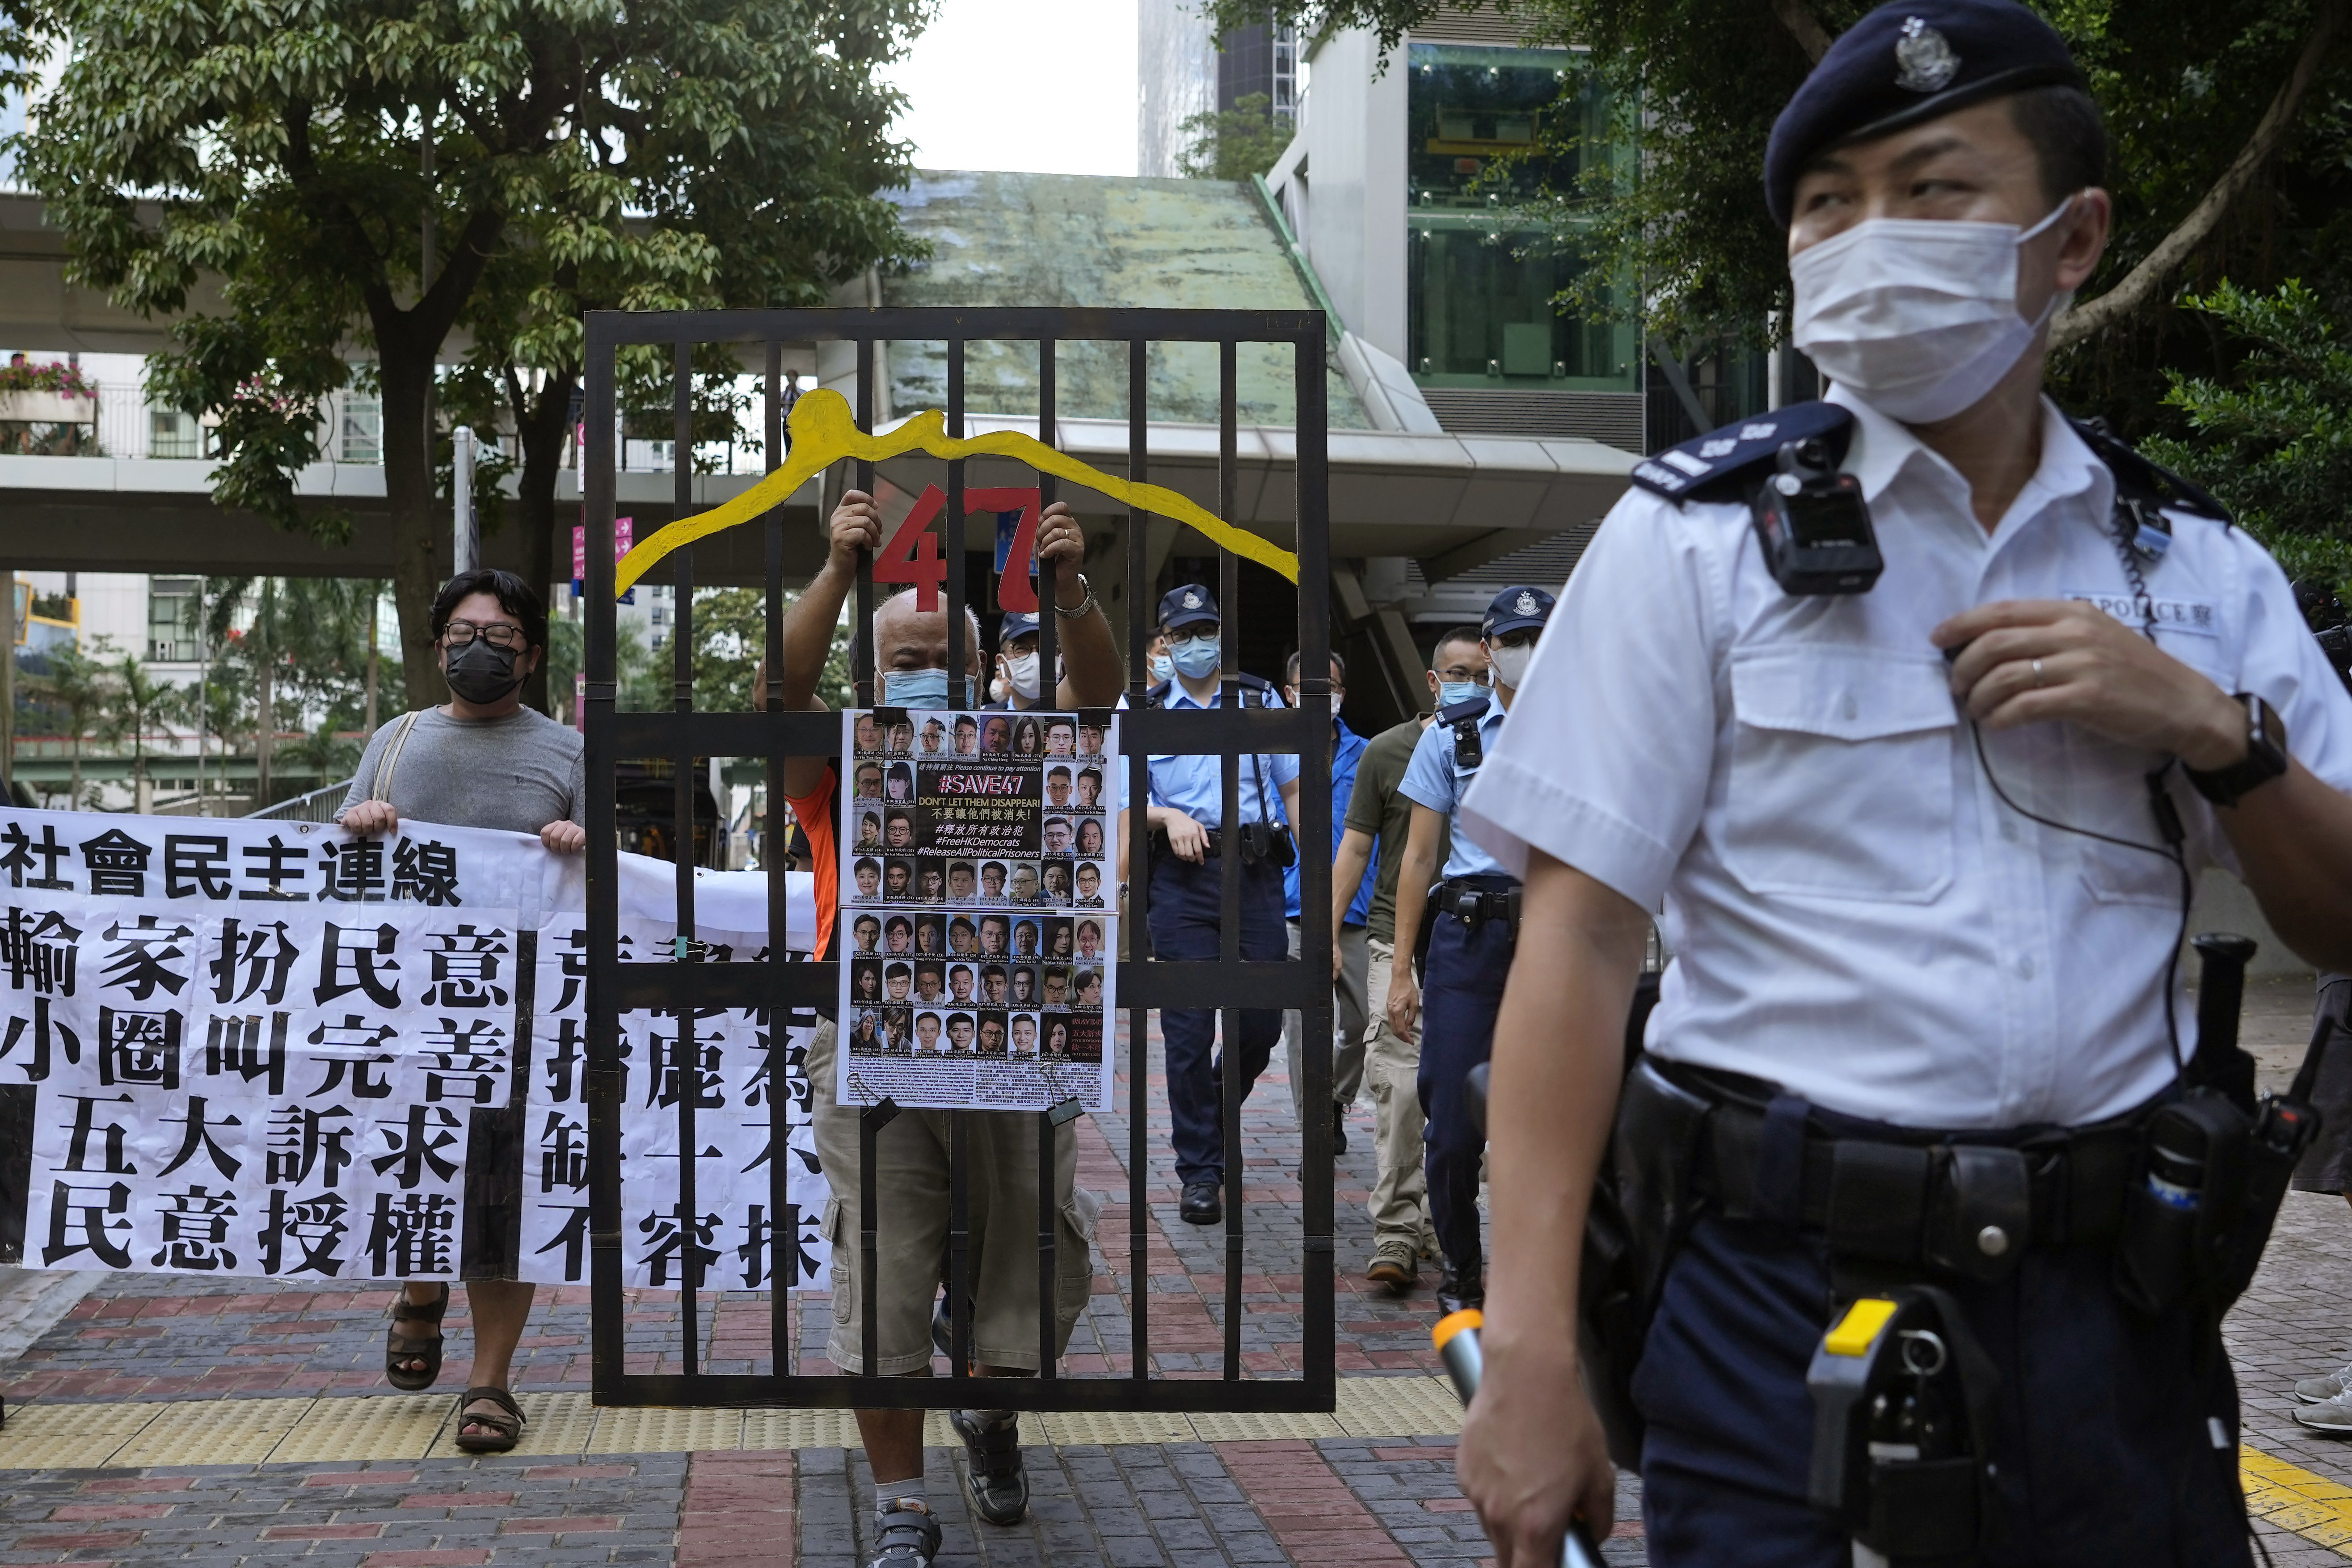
950,1407,1030,1525
868,1499,940,1568
2297,1391,2352,1435
2297,1363,2352,1404
1366,1240,1418,1292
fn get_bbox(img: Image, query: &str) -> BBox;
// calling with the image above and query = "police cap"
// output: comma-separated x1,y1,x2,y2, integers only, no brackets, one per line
1158,584,1219,630
1483,585,1556,639
999,611,1039,644
1764,0,2085,227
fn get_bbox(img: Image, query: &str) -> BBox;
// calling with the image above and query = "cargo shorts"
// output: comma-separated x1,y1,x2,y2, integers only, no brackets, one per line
807,1019,1102,1375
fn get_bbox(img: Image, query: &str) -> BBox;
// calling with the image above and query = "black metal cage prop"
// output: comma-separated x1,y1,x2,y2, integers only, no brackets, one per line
581,306,1336,1412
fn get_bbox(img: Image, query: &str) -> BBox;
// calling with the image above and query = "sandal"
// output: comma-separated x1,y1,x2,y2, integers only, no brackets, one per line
384,1283,449,1391
453,1386,525,1454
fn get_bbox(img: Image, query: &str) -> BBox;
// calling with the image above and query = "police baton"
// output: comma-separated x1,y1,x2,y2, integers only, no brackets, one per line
1433,1308,1607,1568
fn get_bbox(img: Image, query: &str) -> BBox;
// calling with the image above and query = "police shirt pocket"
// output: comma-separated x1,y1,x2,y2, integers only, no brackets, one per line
1723,646,1958,903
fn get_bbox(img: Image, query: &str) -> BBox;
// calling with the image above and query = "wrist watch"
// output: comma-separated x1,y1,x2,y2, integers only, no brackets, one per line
1051,571,1097,620
2183,692,2289,806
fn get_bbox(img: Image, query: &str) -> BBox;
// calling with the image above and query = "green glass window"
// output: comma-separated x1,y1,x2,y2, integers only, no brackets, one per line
1405,43,1636,394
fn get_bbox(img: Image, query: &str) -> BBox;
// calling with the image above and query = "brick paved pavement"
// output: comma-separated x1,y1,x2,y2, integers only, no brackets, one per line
19,978,2352,1563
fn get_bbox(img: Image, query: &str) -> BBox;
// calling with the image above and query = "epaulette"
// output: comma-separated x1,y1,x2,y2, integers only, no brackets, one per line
2069,416,2232,527
1437,695,1490,726
1628,402,1855,506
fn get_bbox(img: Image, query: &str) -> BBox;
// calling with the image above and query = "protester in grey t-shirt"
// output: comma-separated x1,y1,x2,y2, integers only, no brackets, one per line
337,569,584,1453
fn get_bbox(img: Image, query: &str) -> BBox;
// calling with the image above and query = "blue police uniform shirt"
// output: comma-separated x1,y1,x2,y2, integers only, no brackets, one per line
1118,682,1302,827
1283,716,1376,922
1398,691,1512,881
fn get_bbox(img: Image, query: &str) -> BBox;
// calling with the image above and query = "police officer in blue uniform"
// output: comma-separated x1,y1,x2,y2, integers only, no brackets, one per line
1385,585,1554,1312
1446,5,2352,1565
1125,584,1303,1225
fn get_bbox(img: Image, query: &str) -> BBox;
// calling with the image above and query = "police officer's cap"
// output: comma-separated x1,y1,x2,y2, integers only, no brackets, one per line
1158,584,1219,630
999,611,1039,644
1483,585,1556,639
1764,0,2086,227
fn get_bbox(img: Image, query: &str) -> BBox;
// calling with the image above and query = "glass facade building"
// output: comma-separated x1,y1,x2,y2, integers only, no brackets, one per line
1404,44,1636,396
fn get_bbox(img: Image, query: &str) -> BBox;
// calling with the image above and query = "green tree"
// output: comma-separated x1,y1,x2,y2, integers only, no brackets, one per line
1213,0,2352,429
2142,278,2352,586
21,0,933,709
1177,92,1298,180
100,647,178,810
31,641,117,807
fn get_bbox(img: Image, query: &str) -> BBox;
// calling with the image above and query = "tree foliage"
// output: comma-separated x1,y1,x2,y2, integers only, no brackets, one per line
2141,279,2352,587
18,0,932,704
1177,92,1298,181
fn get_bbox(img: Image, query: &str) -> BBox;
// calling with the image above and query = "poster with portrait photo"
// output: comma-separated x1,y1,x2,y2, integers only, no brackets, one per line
835,708,1117,1112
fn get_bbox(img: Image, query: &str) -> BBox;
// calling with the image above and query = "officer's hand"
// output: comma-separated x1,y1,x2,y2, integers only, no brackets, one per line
541,820,588,854
1457,1340,1614,1568
1332,943,1344,982
1163,812,1211,863
1386,969,1420,1041
341,800,398,838
827,490,884,574
1934,599,2247,768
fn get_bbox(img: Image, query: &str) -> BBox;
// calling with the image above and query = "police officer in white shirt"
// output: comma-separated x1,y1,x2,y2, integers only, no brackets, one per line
1448,4,2352,1564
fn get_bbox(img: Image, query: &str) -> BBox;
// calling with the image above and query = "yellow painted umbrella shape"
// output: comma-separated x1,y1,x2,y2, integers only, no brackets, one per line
611,387,1302,597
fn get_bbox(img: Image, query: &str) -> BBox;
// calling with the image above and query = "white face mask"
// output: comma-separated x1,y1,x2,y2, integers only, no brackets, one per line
1003,650,1041,702
1487,641,1534,691
1790,195,2078,424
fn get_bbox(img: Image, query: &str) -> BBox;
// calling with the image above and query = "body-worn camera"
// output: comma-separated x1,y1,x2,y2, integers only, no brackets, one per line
1438,694,1490,771
1751,437,1884,596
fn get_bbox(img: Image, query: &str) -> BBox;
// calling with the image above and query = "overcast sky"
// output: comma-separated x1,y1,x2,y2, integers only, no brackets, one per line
883,0,1141,177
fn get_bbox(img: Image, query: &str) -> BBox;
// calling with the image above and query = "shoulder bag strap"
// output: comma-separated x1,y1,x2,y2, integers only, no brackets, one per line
370,709,426,805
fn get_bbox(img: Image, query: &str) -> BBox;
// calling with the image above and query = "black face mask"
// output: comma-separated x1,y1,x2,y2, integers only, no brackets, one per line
444,637,524,705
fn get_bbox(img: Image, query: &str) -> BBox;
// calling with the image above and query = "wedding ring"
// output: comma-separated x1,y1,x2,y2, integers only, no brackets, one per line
2032,658,2045,688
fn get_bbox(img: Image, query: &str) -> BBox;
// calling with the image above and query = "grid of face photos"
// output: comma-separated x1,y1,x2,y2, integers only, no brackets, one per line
838,708,1116,1110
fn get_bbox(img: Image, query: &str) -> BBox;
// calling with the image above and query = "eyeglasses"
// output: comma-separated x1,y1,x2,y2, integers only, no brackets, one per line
443,619,527,650
1163,627,1220,647
1435,665,1492,684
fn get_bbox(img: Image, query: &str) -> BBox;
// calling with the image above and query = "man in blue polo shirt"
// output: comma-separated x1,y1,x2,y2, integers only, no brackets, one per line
1385,584,1554,1312
1280,649,1376,1153
1123,583,1304,1226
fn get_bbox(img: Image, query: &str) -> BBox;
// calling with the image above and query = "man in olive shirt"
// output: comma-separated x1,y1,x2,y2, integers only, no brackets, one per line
1328,628,1480,1289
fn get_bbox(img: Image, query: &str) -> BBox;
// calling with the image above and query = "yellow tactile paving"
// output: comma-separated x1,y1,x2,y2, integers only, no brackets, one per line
742,1407,865,1450
585,1403,746,1454
110,1396,310,1468
1336,1374,1465,1437
2242,1444,2352,1554
0,1374,1467,1468
270,1393,451,1464
1029,1408,1197,1446
0,1399,160,1469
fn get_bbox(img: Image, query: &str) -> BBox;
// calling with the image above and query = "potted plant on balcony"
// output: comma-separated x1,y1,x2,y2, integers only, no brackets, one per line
0,358,100,453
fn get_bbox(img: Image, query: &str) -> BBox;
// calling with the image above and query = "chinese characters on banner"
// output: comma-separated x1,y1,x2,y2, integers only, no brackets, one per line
836,708,1118,1112
0,807,829,1294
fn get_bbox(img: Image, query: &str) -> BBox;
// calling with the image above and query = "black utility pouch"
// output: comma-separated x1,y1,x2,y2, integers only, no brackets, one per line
2115,1089,2251,1317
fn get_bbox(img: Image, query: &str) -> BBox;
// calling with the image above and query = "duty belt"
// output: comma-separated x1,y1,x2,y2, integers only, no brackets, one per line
1688,1070,2146,1277
1434,878,1520,932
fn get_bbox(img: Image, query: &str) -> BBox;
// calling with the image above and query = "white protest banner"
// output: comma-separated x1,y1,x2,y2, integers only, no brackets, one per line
0,804,830,1293
835,708,1117,1112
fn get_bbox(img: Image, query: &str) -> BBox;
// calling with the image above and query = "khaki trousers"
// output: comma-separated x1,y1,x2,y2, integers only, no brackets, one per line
1363,936,1436,1252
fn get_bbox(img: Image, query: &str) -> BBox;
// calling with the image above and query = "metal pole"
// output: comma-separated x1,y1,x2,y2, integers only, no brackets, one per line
195,578,209,816
0,564,13,800
366,591,380,732
452,426,477,575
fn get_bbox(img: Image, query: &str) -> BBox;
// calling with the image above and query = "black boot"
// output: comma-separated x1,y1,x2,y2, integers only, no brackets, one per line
1436,1260,1484,1315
